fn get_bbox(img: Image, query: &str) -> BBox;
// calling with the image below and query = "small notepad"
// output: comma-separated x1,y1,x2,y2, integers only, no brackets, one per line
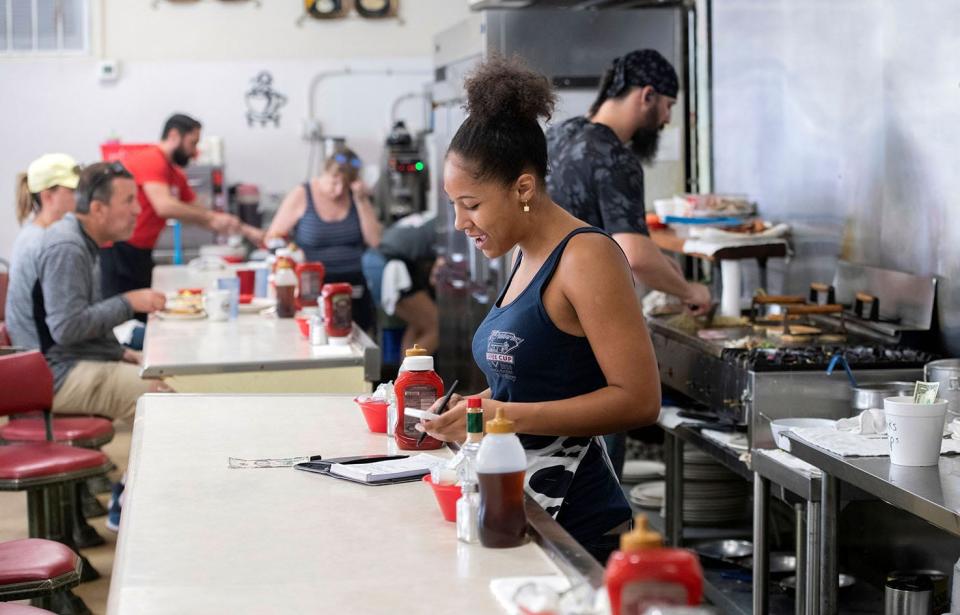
329,453,445,483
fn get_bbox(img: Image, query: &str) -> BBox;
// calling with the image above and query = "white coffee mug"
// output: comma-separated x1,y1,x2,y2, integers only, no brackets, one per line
204,289,231,321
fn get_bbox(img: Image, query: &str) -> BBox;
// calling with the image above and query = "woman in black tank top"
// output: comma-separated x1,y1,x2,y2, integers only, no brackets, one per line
264,148,381,330
420,57,662,563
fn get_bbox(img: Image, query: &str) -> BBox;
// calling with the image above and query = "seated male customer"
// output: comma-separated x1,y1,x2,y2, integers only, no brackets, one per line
22,162,167,420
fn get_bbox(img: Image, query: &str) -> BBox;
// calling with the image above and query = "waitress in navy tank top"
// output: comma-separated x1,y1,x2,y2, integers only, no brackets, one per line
264,148,382,330
420,57,661,563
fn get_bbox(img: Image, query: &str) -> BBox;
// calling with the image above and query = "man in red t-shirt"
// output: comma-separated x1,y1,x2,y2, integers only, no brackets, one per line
100,113,242,303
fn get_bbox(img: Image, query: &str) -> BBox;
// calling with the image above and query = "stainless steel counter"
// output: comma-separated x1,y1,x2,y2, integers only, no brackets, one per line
785,433,960,614
108,394,600,614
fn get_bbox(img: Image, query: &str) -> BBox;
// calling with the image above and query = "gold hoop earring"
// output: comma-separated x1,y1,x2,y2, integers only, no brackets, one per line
522,200,530,213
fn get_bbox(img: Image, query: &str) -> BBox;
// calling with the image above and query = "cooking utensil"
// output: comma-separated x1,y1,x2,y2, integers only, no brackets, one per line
740,553,797,575
851,381,915,410
416,379,458,446
886,570,948,615
884,573,933,615
925,359,960,418
781,574,855,591
701,302,719,327
694,539,752,561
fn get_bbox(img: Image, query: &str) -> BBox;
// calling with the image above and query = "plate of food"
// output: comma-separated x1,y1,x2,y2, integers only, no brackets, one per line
158,295,206,320
238,297,276,313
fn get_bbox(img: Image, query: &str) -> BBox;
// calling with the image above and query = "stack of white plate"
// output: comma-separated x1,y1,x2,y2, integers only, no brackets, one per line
678,448,749,526
628,481,665,510
621,460,666,484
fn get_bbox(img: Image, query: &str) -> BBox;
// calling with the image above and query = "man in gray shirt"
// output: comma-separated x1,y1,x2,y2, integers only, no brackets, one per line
23,162,166,420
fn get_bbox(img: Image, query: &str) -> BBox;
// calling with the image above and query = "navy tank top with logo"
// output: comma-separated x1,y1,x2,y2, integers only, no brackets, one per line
471,227,632,546
293,182,365,279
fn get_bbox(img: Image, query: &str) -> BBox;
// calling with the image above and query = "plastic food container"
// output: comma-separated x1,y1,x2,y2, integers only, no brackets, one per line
423,474,461,523
355,397,388,433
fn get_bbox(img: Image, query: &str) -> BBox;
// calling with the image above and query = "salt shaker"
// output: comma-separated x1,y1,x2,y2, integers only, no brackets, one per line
309,314,327,345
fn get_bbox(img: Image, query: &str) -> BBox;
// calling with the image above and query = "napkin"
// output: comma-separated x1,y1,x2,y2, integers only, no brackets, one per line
836,408,887,435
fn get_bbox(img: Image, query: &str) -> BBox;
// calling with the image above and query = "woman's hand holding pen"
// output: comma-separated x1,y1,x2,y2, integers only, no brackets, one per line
419,397,498,443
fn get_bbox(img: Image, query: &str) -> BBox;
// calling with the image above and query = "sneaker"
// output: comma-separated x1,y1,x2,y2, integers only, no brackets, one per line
106,480,124,532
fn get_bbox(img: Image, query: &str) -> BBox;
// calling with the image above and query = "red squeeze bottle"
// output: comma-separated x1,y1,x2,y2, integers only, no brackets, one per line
605,515,703,614
394,345,444,450
322,283,353,339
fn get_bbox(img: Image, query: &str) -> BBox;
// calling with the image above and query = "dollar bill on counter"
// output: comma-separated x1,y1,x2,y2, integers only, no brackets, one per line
912,381,940,404
228,456,311,469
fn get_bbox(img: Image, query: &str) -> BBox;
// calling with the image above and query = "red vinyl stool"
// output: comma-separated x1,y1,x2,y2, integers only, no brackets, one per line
1,414,115,511
0,352,111,604
0,538,83,614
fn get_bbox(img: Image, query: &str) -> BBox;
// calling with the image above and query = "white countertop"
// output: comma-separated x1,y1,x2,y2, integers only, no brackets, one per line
108,394,558,615
140,313,373,377
142,265,378,378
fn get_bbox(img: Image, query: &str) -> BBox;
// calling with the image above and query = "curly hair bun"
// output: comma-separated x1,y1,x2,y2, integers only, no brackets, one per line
463,55,556,124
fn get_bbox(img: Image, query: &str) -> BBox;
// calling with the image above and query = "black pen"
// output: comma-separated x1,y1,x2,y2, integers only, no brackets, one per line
417,379,459,446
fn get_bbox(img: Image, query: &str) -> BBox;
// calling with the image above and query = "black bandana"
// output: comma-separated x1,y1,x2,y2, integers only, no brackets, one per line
604,49,679,99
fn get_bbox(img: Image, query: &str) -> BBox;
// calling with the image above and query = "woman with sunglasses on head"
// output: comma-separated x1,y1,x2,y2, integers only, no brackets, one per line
265,148,381,331
5,154,80,350
420,56,661,563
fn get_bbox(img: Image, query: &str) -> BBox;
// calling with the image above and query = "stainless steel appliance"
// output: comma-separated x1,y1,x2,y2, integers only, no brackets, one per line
650,261,938,449
924,359,960,419
376,121,429,223
431,7,690,388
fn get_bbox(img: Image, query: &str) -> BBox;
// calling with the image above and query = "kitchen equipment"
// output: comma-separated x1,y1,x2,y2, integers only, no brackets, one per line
741,553,797,575
693,539,752,561
925,359,960,419
852,381,917,410
885,573,933,615
650,261,937,449
887,570,948,615
782,574,855,591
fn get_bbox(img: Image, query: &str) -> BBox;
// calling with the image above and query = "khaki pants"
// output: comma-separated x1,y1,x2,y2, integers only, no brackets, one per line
52,361,151,421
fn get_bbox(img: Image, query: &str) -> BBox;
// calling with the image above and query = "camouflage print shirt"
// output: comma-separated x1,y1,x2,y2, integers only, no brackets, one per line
545,117,649,236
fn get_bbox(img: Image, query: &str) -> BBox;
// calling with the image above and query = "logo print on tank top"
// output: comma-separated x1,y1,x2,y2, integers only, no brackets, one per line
486,330,524,381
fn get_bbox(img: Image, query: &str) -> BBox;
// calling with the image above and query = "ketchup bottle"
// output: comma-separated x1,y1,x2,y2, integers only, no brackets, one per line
322,283,353,340
394,345,444,450
605,515,703,614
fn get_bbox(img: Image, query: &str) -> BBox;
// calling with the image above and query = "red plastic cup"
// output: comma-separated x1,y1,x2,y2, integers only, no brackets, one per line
236,269,255,296
354,397,388,433
423,474,461,523
294,315,310,339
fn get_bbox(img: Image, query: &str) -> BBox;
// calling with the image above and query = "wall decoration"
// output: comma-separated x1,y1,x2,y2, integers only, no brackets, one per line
244,71,288,127
355,0,396,19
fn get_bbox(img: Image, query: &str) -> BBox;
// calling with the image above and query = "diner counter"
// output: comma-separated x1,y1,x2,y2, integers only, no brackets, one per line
142,264,380,393
107,394,589,615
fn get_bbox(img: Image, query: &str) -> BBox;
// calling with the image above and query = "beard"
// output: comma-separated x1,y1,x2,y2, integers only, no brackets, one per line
629,126,661,165
172,146,192,168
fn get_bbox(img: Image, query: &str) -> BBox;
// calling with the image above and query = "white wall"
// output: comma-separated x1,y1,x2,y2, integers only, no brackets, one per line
0,0,471,261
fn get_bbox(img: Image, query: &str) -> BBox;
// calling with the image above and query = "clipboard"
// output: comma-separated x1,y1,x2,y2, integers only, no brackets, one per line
293,455,429,486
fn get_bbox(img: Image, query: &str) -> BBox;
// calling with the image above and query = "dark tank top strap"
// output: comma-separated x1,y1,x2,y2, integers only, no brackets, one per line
536,226,613,291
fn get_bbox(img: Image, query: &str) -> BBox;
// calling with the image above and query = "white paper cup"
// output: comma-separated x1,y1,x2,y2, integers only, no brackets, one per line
884,396,949,466
203,290,231,321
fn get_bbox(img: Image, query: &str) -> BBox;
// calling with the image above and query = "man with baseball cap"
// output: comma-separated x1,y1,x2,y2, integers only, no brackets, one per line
546,50,712,478
6,153,81,350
